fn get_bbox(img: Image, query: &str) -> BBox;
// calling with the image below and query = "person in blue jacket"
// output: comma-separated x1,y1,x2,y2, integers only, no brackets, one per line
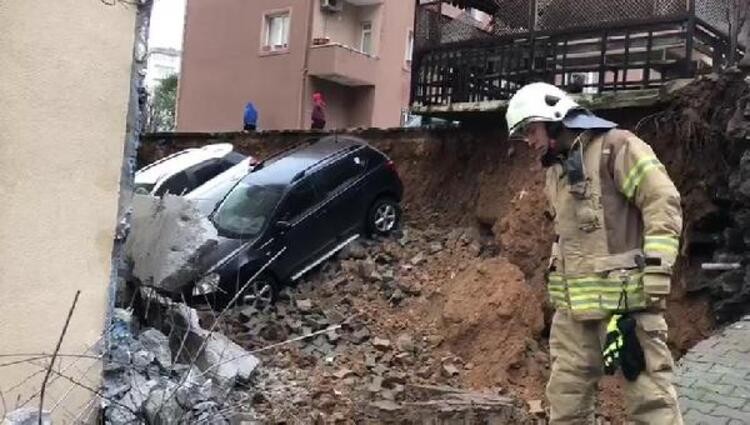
243,102,258,131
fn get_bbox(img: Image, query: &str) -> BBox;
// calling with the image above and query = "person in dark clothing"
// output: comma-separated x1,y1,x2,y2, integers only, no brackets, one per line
243,102,258,131
311,92,326,130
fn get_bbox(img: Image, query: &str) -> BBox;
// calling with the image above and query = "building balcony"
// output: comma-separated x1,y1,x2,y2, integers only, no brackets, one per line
411,0,743,117
308,43,378,86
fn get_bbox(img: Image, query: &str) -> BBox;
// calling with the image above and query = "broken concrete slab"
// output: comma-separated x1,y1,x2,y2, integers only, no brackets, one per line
142,290,260,393
126,194,218,293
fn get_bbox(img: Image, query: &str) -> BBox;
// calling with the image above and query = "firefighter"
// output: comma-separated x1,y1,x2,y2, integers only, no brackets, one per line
506,82,684,424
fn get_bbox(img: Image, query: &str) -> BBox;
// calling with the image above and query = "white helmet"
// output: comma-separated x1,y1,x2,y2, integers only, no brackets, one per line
505,82,581,137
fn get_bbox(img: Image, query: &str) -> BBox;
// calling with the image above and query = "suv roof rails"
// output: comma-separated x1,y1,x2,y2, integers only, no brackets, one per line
253,136,322,171
290,143,361,183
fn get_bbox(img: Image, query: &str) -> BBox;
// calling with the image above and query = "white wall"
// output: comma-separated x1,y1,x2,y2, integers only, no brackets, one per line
0,1,136,421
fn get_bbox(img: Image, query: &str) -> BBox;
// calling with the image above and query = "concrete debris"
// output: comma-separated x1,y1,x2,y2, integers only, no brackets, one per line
372,337,392,351
396,333,416,353
528,399,545,416
144,382,185,425
125,194,218,292
105,300,253,424
370,399,401,412
442,363,460,378
154,298,260,392
296,298,314,313
349,327,371,344
333,368,357,379
392,288,407,304
138,328,172,369
341,240,367,259
3,408,52,425
183,224,536,421
410,252,425,265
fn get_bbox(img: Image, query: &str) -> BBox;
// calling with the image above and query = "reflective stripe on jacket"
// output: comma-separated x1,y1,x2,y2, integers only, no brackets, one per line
544,129,682,320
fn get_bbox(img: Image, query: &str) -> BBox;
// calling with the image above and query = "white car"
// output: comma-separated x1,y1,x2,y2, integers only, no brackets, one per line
185,155,259,214
134,144,246,197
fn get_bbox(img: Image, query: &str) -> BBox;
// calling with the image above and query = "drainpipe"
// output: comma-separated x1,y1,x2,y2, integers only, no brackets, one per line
299,0,316,129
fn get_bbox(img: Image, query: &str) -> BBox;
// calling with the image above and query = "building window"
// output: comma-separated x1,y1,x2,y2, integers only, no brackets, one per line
360,22,373,55
263,12,290,51
405,29,414,66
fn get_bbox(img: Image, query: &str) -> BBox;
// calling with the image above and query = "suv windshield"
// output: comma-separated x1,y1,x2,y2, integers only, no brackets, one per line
212,182,284,238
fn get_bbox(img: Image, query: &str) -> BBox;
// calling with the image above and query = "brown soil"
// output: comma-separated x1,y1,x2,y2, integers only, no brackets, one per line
434,257,547,397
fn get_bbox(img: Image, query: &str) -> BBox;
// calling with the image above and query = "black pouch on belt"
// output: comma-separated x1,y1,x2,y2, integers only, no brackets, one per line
618,314,646,381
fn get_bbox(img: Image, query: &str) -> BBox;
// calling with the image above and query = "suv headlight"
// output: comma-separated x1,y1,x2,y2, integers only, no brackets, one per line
192,273,221,296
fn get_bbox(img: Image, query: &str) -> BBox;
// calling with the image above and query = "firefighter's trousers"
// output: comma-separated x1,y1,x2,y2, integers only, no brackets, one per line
546,309,684,424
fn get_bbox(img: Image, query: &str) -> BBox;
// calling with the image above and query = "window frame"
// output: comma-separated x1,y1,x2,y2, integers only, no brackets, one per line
314,154,368,200
360,21,373,55
260,8,292,55
277,179,320,224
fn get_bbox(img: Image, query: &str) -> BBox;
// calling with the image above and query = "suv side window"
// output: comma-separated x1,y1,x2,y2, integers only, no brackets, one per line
190,159,235,187
278,180,318,222
316,155,367,198
154,171,191,196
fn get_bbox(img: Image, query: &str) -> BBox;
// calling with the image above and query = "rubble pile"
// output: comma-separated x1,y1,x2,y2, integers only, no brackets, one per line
215,226,534,423
103,305,259,424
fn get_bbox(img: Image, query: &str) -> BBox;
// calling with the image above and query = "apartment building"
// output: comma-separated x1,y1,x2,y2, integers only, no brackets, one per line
177,0,417,131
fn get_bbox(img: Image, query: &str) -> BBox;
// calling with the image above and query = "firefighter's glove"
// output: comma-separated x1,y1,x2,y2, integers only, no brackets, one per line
602,314,623,376
618,314,646,381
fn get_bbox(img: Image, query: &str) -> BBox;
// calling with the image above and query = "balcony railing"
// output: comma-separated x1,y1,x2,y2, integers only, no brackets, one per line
411,0,741,107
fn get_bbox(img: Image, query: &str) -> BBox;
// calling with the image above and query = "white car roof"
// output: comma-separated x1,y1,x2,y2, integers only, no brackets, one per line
135,143,234,186
185,156,256,201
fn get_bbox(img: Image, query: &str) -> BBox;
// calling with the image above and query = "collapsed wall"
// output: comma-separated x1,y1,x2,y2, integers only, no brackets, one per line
138,72,750,421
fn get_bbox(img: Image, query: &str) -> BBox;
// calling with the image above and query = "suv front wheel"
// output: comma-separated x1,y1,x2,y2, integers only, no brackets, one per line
367,197,401,236
231,272,277,311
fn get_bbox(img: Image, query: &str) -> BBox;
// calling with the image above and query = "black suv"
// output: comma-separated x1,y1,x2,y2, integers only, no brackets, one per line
188,135,403,307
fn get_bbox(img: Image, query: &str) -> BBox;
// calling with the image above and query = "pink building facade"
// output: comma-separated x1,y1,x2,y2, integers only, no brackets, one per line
177,0,416,131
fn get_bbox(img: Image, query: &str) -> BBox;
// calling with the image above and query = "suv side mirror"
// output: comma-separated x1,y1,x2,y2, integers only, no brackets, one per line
275,220,292,232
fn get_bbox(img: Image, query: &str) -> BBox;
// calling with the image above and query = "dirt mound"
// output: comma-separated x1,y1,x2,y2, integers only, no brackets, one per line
436,257,547,398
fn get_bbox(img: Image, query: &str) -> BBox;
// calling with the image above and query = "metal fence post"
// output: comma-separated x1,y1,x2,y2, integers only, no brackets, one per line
685,0,696,77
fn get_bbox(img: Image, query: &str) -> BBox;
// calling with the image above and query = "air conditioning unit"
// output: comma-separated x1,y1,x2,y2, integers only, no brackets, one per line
321,0,343,13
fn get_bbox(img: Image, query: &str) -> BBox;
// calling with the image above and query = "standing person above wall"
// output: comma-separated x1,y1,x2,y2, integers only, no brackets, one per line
243,101,258,131
311,92,326,130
